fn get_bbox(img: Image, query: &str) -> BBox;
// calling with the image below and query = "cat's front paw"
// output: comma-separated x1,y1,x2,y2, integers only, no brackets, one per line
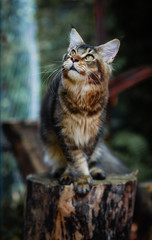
74,175,92,195
59,172,73,185
90,167,106,180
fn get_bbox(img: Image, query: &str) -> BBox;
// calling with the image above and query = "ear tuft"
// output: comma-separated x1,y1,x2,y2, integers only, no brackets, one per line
69,28,85,50
96,39,120,64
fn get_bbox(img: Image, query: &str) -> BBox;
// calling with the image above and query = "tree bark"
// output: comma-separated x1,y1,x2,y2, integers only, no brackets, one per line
24,172,137,240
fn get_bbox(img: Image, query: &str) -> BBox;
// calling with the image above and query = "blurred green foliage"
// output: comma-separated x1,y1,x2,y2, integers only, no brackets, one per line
1,148,25,240
1,200,24,240
110,131,152,181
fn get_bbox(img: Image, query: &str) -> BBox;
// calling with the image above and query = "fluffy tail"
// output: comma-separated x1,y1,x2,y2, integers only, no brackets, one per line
101,144,129,174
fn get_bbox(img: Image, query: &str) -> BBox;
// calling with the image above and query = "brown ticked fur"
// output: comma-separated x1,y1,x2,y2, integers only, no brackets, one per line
40,28,129,194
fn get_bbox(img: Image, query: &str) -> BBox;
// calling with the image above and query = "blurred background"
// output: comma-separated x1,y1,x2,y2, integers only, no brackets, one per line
1,0,152,239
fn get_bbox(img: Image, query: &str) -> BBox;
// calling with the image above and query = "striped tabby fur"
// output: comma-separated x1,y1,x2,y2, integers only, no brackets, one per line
40,28,128,194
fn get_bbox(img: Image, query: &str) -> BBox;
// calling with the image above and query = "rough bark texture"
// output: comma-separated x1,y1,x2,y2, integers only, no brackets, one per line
24,172,137,240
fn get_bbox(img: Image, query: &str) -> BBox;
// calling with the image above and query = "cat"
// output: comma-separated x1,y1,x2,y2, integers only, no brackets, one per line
40,27,129,195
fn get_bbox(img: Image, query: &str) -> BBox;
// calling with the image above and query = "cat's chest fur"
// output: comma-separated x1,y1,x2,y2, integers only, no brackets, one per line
61,91,101,147
58,81,104,147
60,109,101,147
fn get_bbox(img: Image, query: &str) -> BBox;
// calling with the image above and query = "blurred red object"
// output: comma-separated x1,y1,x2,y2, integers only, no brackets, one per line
130,223,138,240
109,66,152,105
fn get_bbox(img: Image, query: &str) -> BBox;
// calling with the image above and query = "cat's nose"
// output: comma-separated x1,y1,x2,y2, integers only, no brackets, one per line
71,57,79,62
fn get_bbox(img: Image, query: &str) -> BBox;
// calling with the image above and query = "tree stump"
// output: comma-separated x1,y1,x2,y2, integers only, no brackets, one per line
24,172,137,240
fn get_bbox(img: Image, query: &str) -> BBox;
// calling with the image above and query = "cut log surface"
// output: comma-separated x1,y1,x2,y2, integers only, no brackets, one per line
24,172,137,240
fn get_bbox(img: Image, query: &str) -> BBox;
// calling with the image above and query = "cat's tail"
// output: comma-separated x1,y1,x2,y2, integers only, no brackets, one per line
101,144,130,174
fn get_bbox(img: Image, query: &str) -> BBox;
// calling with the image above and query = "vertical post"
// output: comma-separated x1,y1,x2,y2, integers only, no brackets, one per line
1,0,40,121
94,0,106,44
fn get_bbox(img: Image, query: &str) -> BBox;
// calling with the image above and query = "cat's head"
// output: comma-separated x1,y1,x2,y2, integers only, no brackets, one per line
62,27,120,84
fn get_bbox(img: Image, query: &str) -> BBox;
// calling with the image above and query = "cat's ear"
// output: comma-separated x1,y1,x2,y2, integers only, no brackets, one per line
95,39,120,64
68,28,85,50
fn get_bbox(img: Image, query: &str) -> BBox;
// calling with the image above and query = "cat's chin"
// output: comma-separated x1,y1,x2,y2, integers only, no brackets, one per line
68,69,85,82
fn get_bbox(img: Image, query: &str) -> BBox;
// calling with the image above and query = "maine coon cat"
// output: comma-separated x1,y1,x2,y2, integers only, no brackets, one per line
40,27,128,195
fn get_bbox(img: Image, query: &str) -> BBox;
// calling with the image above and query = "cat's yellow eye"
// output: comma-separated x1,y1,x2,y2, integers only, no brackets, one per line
85,54,94,61
70,49,76,56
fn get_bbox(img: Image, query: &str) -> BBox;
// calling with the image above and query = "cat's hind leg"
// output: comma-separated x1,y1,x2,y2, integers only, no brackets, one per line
43,141,67,178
